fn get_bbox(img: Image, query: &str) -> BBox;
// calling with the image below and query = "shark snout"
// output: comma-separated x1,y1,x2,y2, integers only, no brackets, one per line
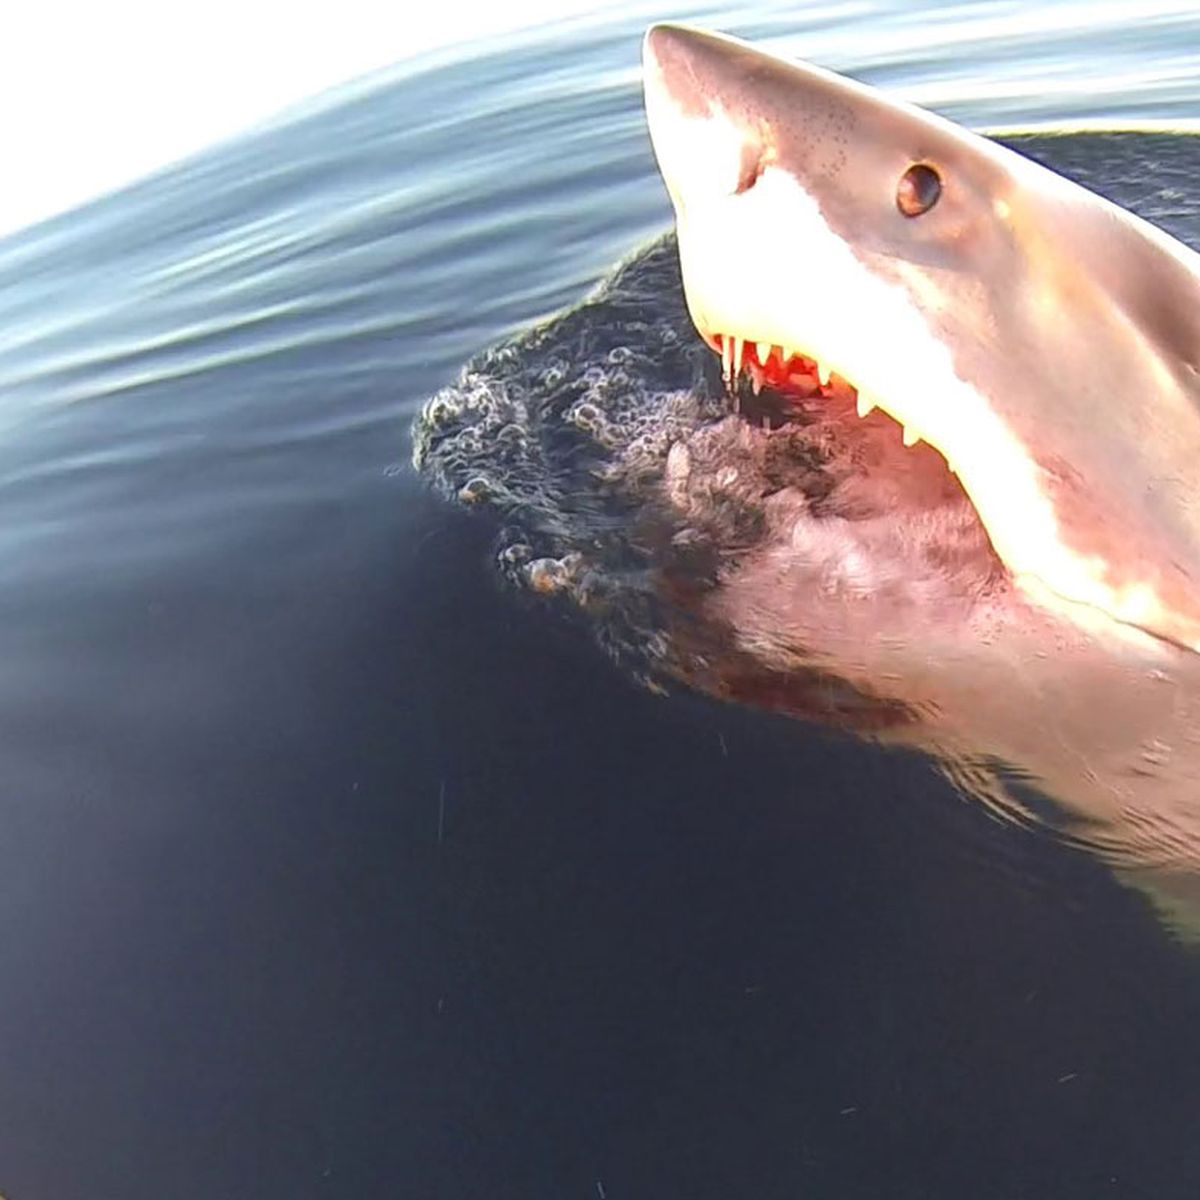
642,24,709,116
642,25,876,218
642,23,783,120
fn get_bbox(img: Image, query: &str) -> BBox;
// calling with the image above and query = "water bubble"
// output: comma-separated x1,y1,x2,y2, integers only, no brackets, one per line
570,402,605,434
499,543,532,568
458,477,492,504
527,557,571,594
425,394,461,426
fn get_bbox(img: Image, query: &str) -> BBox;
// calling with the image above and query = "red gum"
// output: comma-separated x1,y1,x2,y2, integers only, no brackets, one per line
712,333,830,396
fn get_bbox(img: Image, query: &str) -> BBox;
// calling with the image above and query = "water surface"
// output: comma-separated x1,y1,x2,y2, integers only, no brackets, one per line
0,4,1199,1197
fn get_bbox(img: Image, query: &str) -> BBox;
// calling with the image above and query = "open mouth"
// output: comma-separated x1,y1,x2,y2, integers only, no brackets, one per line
709,331,933,452
704,325,1200,655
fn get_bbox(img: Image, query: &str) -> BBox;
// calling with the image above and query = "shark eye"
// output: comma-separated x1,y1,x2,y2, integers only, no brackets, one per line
897,164,942,217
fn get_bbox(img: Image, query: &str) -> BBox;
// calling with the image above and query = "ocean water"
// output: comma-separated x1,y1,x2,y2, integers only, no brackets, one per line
1,4,1199,1197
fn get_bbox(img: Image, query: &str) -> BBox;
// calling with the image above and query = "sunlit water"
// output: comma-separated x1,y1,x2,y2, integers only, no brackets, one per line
0,4,1199,1197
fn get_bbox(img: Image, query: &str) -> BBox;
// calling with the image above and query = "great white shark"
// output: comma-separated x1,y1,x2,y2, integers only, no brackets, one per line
637,25,1200,922
416,29,1200,931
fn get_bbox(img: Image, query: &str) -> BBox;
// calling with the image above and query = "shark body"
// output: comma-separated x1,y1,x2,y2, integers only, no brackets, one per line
416,32,1200,928
640,26,1200,923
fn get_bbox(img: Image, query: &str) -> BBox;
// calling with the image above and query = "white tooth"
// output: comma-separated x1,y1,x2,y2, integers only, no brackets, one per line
817,362,832,387
902,425,921,447
756,341,772,364
721,336,733,384
731,336,744,378
856,393,875,418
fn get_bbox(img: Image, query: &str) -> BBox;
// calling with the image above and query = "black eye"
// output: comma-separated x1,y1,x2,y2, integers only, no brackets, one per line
897,163,942,217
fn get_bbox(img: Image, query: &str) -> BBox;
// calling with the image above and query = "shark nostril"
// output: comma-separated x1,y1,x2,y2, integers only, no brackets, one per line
736,144,766,194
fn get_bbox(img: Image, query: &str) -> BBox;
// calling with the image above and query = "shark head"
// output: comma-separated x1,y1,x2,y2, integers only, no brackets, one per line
643,24,1200,654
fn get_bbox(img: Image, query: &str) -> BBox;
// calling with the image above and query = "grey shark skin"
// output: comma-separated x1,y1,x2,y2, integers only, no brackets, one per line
641,27,1200,921
643,24,1200,657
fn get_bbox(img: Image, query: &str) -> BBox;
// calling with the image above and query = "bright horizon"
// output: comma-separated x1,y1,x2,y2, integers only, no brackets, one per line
0,1,623,242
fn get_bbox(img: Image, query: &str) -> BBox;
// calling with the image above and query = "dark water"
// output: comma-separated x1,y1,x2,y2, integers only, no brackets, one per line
1,7,1199,1198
